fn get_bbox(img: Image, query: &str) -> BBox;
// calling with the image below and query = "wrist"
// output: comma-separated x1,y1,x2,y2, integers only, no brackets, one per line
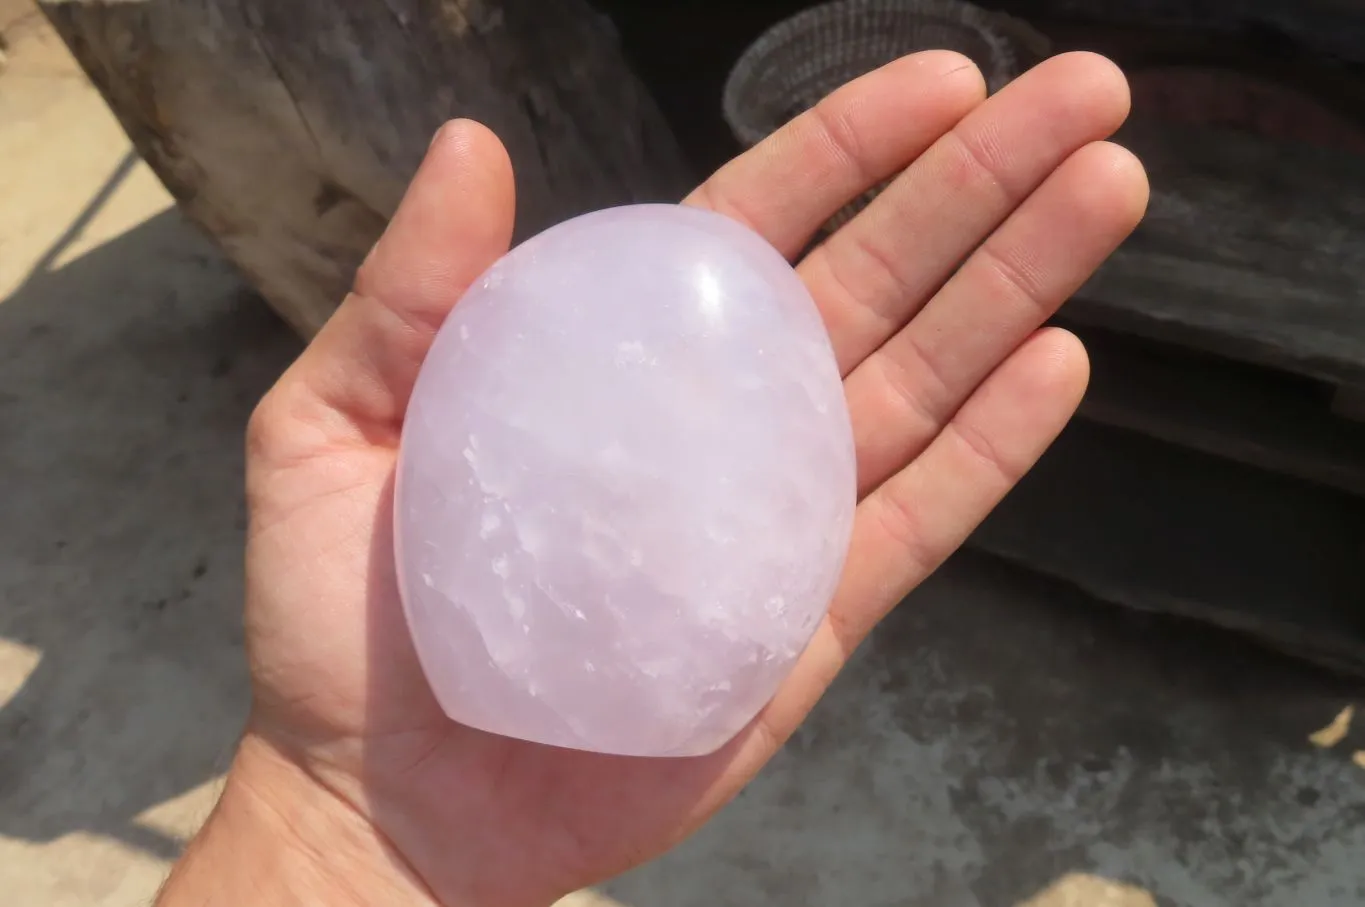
156,731,443,907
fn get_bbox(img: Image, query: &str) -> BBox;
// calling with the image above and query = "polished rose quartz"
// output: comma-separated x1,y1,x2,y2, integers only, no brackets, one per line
394,204,856,757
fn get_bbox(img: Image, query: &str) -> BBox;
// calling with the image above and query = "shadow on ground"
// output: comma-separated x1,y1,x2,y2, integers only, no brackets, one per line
0,193,301,858
605,552,1365,906
2,160,1365,907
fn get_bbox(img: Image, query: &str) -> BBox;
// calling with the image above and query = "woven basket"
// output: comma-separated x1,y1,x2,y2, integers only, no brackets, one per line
723,0,1049,233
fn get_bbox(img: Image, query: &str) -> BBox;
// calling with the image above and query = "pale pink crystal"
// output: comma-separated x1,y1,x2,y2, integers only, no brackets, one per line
394,204,856,757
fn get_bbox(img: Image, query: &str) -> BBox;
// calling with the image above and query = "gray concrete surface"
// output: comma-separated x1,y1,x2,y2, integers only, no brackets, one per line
4,8,1365,906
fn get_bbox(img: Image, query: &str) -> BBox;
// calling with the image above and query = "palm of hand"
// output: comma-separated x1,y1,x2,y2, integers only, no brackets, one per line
241,52,1146,907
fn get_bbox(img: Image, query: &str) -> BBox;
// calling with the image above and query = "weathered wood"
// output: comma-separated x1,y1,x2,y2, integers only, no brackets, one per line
1333,385,1365,422
1067,122,1365,387
969,420,1365,674
39,0,693,338
1010,0,1365,65
1072,325,1365,497
629,1,1365,388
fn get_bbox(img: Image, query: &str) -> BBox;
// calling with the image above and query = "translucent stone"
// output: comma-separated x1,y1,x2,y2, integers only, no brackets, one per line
394,204,856,757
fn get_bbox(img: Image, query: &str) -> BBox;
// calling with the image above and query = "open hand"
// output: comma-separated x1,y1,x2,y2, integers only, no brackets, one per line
187,51,1148,907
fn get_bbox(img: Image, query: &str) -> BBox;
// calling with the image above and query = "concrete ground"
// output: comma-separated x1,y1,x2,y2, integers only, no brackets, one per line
4,7,1365,906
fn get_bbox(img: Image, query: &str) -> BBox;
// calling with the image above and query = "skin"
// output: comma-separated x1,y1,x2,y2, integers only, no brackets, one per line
155,51,1149,907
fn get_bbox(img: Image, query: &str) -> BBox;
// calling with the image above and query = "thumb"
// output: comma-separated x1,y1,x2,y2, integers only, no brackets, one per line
265,120,516,451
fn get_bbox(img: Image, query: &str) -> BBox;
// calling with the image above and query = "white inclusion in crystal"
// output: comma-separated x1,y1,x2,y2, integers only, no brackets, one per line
479,512,502,539
705,524,737,545
492,556,511,579
515,520,547,557
764,595,786,617
598,441,629,469
581,513,632,569
614,340,649,367
421,572,435,588
458,324,470,341
507,593,527,622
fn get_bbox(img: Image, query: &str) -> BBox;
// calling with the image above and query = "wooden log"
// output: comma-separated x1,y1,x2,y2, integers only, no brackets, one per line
969,419,1365,675
1068,122,1365,387
1333,385,1365,423
1072,324,1365,497
39,0,694,338
1009,0,1365,65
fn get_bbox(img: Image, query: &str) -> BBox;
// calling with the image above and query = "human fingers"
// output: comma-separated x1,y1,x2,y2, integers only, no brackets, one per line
254,120,516,455
799,51,1133,374
845,140,1148,494
684,50,987,260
